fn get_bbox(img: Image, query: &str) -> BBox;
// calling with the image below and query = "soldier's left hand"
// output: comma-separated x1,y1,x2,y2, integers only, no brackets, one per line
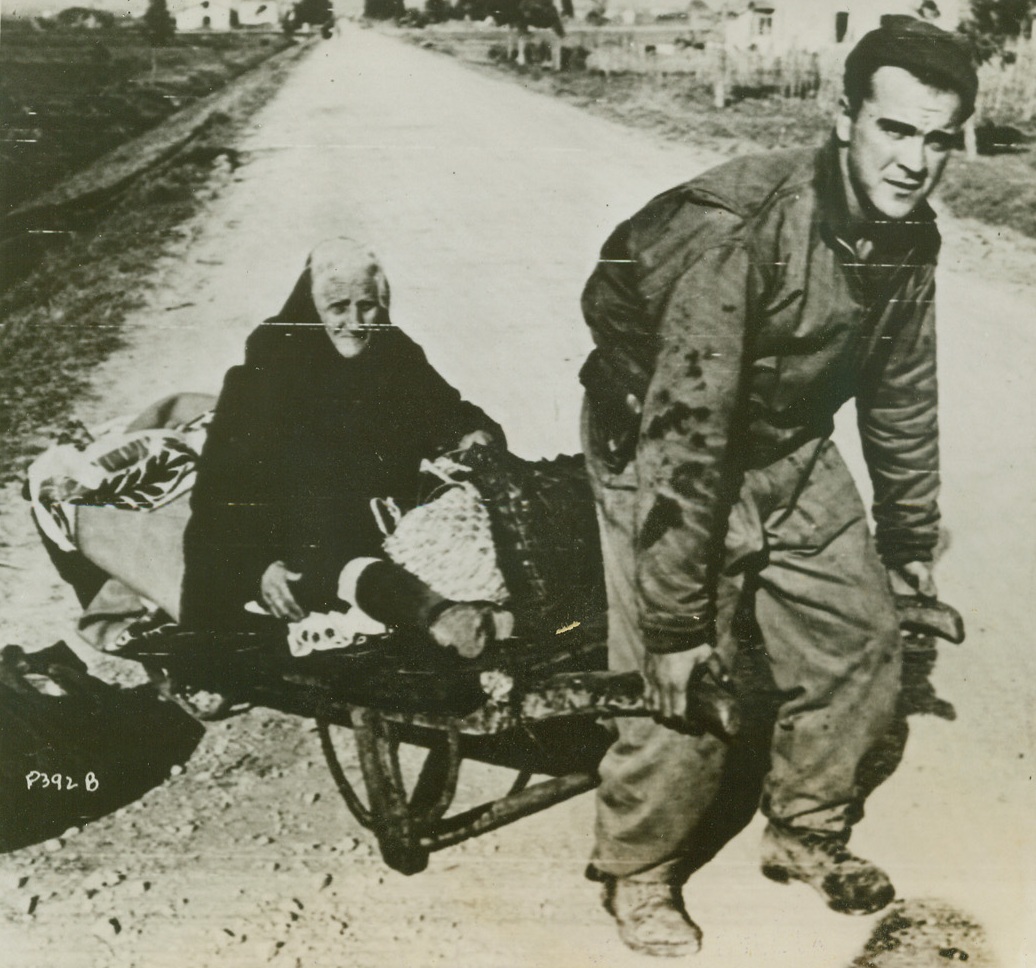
456,429,495,450
888,561,937,599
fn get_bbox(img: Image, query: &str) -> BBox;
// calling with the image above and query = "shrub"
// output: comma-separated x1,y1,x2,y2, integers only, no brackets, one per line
455,0,491,20
959,0,1035,63
424,0,452,22
365,0,405,19
54,7,117,28
398,8,431,26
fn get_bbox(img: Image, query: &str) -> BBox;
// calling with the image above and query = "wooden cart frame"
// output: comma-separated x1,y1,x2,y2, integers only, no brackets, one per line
116,598,962,875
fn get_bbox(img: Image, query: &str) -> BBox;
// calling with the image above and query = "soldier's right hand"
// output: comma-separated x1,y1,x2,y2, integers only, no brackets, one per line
643,643,715,722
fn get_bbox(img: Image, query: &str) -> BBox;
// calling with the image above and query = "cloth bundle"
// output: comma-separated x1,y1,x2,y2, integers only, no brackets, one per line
27,394,217,649
0,642,204,851
29,407,213,555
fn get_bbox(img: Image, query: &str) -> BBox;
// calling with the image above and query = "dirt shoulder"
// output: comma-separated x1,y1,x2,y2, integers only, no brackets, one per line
0,38,317,483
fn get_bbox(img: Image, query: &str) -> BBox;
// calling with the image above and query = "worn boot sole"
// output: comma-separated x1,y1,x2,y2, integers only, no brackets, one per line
617,934,702,958
603,886,704,957
762,861,895,915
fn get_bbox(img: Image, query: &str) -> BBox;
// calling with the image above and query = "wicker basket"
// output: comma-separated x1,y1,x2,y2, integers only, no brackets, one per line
382,475,510,606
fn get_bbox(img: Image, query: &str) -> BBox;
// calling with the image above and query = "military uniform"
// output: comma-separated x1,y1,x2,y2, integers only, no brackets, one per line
581,137,941,878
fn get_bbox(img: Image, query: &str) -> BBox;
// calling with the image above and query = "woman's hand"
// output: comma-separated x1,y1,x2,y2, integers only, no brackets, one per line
260,561,305,622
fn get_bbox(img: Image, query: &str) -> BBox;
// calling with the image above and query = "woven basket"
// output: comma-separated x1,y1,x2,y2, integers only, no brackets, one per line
382,479,509,606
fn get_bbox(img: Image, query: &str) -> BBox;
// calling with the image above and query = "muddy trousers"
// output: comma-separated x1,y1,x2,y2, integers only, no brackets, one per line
587,435,903,881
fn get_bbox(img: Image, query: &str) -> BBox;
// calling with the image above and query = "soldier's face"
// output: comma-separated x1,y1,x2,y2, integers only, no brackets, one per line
838,65,963,221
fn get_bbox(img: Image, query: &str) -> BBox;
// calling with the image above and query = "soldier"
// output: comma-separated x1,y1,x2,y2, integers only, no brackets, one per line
578,17,976,957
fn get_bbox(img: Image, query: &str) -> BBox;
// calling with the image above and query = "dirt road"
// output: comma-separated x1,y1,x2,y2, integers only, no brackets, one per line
1,23,1034,968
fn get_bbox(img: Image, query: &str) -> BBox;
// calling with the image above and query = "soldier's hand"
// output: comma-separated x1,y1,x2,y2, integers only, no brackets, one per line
888,561,937,599
456,429,496,450
643,644,715,722
260,561,305,622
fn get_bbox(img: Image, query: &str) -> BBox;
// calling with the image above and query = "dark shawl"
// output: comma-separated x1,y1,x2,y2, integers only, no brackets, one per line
180,270,503,630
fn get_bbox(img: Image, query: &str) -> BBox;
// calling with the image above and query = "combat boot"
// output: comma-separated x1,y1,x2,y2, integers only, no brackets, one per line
760,822,895,915
599,873,704,957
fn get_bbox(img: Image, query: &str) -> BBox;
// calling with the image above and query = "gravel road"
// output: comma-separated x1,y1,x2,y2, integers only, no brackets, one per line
1,22,1033,968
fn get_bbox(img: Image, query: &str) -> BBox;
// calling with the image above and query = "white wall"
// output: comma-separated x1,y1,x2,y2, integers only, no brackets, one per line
730,0,967,51
175,2,233,30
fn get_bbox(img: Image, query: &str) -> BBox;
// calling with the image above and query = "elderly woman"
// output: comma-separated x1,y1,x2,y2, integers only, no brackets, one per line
180,238,506,650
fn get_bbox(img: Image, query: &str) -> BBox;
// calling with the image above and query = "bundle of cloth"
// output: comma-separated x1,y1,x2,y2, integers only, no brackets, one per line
28,393,216,651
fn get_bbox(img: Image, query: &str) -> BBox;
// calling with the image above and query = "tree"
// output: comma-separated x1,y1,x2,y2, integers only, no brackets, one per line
424,0,452,23
143,0,176,44
968,0,1034,37
959,0,1035,60
364,0,405,18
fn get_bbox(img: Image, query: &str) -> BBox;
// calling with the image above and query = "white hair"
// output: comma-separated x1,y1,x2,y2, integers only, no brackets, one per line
307,237,390,309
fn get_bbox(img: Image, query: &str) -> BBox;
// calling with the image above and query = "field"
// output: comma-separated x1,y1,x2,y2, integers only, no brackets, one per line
399,23,1036,241
0,27,309,480
0,23,292,214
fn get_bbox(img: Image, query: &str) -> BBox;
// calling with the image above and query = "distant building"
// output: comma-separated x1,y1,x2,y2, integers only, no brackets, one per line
720,1,774,49
687,0,720,33
718,0,963,50
173,0,234,30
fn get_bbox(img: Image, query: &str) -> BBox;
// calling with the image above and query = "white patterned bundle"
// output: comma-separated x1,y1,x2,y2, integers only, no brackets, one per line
287,609,386,657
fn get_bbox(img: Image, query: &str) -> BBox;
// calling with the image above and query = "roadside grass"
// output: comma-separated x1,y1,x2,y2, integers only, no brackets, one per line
0,42,311,482
532,63,1036,239
936,150,1036,239
0,23,292,213
405,30,1036,240
546,69,831,151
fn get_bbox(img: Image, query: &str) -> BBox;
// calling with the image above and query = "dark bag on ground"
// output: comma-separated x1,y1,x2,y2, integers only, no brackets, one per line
0,643,203,852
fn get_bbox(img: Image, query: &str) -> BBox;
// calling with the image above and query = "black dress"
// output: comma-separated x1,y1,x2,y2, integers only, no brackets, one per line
180,268,503,630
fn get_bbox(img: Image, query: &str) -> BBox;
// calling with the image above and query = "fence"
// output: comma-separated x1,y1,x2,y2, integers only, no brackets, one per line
416,20,1036,127
571,28,848,107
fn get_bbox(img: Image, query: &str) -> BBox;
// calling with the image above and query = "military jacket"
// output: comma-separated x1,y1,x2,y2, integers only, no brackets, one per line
581,138,942,640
